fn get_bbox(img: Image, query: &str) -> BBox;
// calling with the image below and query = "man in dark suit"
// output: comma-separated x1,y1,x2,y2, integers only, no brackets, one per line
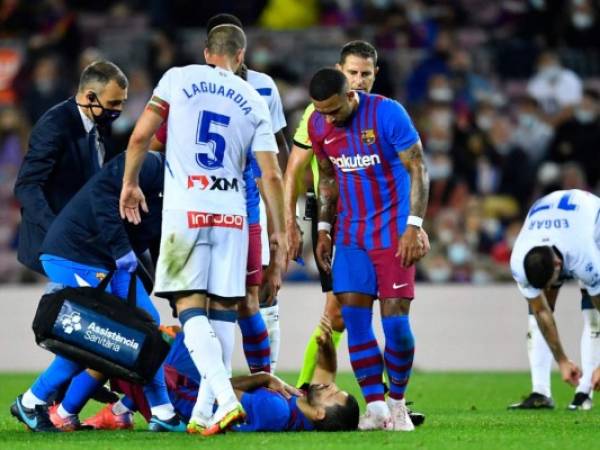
14,60,128,275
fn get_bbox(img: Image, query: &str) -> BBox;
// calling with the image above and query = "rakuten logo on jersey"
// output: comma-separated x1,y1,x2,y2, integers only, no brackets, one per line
329,154,381,172
187,211,244,230
187,175,239,191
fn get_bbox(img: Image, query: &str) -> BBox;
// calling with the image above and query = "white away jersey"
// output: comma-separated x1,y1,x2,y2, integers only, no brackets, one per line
153,64,277,215
247,69,286,134
510,190,600,299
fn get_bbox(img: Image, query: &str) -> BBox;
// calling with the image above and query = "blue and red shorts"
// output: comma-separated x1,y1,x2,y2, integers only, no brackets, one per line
332,243,415,300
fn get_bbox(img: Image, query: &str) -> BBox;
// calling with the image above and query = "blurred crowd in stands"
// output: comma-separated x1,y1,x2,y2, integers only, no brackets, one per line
1,0,600,284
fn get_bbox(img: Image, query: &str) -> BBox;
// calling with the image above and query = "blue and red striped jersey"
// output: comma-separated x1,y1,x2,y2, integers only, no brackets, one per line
309,92,420,250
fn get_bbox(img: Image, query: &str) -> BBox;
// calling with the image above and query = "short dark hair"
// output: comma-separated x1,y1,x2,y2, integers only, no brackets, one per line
206,13,243,34
339,40,378,66
312,394,359,431
206,24,246,57
583,88,600,102
524,246,555,289
78,60,128,92
309,68,348,101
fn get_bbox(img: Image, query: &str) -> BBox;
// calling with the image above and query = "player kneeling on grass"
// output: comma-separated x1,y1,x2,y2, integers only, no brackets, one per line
10,152,186,432
510,189,600,404
85,317,359,432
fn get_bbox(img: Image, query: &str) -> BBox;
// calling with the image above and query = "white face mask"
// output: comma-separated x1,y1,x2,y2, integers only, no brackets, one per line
431,110,453,129
428,266,452,283
574,108,597,124
448,243,471,265
427,138,452,153
518,112,537,129
539,64,561,80
429,87,453,102
437,228,454,245
572,12,594,29
476,114,493,131
429,161,452,180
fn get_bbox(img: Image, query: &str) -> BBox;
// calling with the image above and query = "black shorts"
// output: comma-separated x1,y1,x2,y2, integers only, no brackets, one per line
308,194,334,293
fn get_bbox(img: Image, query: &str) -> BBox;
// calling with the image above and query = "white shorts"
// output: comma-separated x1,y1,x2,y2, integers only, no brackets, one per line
155,210,248,299
259,197,270,266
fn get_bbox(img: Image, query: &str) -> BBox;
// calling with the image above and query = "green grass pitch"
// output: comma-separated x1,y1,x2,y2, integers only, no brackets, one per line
1,371,598,450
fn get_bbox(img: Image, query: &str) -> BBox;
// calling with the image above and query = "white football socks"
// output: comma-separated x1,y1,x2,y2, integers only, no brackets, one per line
191,317,236,421
150,403,175,421
209,317,236,376
577,308,600,395
182,315,237,412
112,399,132,416
527,315,553,398
260,304,280,373
57,403,74,419
21,390,46,409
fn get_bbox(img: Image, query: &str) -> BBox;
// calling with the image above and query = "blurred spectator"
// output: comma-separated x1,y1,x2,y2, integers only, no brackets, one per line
560,0,600,49
448,49,492,113
490,219,522,265
527,50,583,127
560,161,588,190
405,28,454,105
405,0,439,49
548,88,600,190
425,151,469,219
0,105,26,282
0,105,26,174
0,42,24,105
111,66,152,150
26,0,81,62
259,0,318,29
511,96,554,166
489,115,535,210
147,28,190,85
421,251,453,282
21,55,69,124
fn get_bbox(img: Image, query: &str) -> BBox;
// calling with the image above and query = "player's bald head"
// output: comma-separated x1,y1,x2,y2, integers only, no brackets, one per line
206,24,246,58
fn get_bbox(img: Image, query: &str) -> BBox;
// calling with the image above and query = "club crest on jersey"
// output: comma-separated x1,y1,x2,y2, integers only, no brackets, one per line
95,272,106,281
361,129,376,145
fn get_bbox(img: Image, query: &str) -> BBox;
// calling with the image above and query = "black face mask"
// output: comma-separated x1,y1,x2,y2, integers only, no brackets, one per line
79,92,121,128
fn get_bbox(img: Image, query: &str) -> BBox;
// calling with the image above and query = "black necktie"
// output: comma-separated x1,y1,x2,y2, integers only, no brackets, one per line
89,126,105,170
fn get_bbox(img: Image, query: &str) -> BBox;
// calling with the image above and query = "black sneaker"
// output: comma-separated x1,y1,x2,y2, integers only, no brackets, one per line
10,395,59,432
568,392,593,411
507,392,555,410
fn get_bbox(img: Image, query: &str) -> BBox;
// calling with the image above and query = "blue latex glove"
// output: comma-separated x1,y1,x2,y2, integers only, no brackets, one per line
115,250,137,273
294,256,305,266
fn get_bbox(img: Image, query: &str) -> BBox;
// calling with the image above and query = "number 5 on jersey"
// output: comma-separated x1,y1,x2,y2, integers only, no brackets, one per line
196,110,230,170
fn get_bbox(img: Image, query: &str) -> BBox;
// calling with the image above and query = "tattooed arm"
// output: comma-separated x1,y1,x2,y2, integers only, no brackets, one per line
398,139,430,267
315,156,338,273
529,294,581,386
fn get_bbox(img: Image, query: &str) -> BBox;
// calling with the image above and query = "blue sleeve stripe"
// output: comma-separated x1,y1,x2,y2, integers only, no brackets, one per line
256,88,272,96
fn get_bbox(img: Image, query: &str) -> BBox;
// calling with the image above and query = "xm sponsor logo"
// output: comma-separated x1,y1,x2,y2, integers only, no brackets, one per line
187,175,239,191
329,154,381,172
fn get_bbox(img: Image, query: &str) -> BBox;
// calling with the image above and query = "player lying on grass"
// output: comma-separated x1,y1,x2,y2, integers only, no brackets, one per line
81,316,359,432
510,189,600,391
